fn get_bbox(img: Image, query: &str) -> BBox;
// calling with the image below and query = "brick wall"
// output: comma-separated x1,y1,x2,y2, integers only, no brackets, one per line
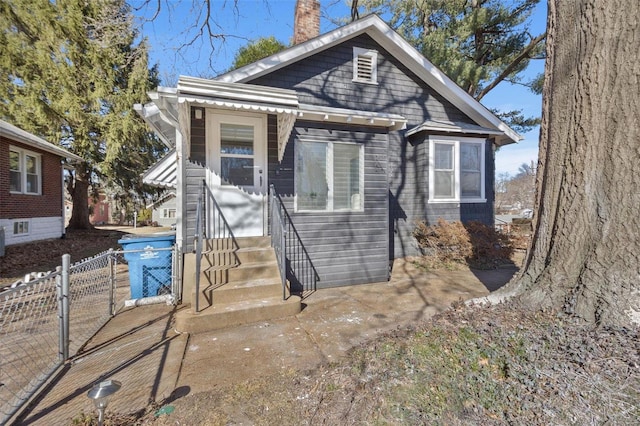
0,136,63,220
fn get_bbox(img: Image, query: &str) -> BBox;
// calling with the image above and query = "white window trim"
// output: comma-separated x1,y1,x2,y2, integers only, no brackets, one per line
207,111,266,191
428,136,486,203
294,140,365,213
13,219,30,236
352,47,378,85
9,146,42,195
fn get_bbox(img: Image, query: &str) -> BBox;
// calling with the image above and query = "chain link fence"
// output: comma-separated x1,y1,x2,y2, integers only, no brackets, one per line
0,245,180,425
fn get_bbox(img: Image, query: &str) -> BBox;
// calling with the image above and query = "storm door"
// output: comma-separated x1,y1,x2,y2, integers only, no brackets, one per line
207,112,267,237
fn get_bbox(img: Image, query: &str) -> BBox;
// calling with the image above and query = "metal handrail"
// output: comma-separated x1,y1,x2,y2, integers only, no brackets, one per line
269,185,319,298
193,180,238,313
269,185,287,299
193,180,205,313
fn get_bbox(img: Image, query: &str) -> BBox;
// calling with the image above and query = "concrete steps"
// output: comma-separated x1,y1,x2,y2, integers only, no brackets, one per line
177,236,300,333
176,295,301,333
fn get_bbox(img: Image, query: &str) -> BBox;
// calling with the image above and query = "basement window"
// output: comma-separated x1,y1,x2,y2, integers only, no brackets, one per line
13,220,30,235
353,47,378,84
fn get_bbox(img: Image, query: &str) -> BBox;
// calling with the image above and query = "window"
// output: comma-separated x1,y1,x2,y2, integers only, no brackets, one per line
9,147,41,195
429,136,486,202
295,141,364,212
353,47,378,84
13,220,29,235
163,209,176,218
220,123,255,187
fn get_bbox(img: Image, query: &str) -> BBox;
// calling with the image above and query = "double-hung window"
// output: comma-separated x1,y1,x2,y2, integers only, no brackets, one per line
429,136,486,203
295,140,364,212
9,146,41,195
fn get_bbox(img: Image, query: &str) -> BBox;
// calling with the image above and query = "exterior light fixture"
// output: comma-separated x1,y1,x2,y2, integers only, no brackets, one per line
87,379,121,426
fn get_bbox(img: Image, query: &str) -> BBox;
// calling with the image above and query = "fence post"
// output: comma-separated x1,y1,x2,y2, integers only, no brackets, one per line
108,249,115,316
61,254,70,361
56,265,64,362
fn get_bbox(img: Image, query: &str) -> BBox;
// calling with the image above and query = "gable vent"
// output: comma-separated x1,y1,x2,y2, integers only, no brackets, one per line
353,47,378,84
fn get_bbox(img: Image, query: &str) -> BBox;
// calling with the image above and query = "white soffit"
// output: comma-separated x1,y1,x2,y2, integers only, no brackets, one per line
297,104,407,130
217,14,521,145
134,103,176,148
406,119,505,139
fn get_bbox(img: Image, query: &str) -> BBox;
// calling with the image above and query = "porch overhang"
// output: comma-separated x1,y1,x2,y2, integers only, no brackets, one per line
177,76,299,161
405,119,507,144
142,149,177,189
134,86,179,148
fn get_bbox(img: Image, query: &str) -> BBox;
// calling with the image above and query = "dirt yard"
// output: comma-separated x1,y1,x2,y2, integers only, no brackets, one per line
0,226,169,288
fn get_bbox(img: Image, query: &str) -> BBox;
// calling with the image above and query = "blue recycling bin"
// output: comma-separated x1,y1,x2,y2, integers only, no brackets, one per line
118,233,176,299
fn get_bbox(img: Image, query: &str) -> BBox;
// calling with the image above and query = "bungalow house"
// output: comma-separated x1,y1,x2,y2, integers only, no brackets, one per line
136,6,520,330
0,120,82,247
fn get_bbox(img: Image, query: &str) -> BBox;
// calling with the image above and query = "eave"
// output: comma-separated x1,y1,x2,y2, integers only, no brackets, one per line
217,14,522,145
0,119,83,162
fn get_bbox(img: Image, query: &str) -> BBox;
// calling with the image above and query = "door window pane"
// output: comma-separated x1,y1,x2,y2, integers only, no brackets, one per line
221,157,254,186
220,123,255,187
221,123,254,155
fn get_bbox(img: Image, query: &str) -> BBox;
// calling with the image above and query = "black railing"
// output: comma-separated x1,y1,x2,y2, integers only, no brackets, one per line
269,185,319,298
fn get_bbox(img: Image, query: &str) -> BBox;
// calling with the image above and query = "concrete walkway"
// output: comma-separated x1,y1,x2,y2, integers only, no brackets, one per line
20,259,515,425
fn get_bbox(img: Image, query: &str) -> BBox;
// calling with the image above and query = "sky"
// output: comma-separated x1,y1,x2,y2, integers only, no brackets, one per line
132,0,546,177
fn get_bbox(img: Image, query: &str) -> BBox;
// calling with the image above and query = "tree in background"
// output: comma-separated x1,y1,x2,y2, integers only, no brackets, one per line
495,162,536,213
0,0,165,229
231,36,288,70
489,0,640,326
351,0,545,132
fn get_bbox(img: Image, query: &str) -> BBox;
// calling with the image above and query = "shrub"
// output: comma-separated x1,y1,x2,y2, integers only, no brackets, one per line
413,218,514,269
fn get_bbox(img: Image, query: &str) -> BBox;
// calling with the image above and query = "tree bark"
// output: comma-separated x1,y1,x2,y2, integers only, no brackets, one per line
67,169,93,230
495,0,640,326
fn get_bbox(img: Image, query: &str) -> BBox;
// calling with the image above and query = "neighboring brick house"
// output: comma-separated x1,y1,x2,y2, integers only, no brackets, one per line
0,120,82,246
89,191,111,225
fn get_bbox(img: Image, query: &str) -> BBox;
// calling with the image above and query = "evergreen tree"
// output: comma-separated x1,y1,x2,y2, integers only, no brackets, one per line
0,0,165,229
353,0,546,132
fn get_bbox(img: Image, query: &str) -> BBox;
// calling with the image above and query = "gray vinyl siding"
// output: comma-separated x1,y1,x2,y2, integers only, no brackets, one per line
268,120,389,288
251,34,494,260
183,106,208,252
184,160,206,252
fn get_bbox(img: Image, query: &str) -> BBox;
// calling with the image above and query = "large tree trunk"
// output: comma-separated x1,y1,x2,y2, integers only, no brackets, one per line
496,0,640,326
67,170,93,230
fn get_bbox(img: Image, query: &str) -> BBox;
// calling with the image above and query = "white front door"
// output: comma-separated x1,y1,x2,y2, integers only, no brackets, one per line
207,111,267,237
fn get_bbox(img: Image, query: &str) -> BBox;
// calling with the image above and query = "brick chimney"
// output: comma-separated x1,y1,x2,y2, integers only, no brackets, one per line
293,0,320,44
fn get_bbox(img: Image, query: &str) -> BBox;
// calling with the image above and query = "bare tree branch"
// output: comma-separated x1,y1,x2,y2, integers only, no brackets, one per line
476,31,546,101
